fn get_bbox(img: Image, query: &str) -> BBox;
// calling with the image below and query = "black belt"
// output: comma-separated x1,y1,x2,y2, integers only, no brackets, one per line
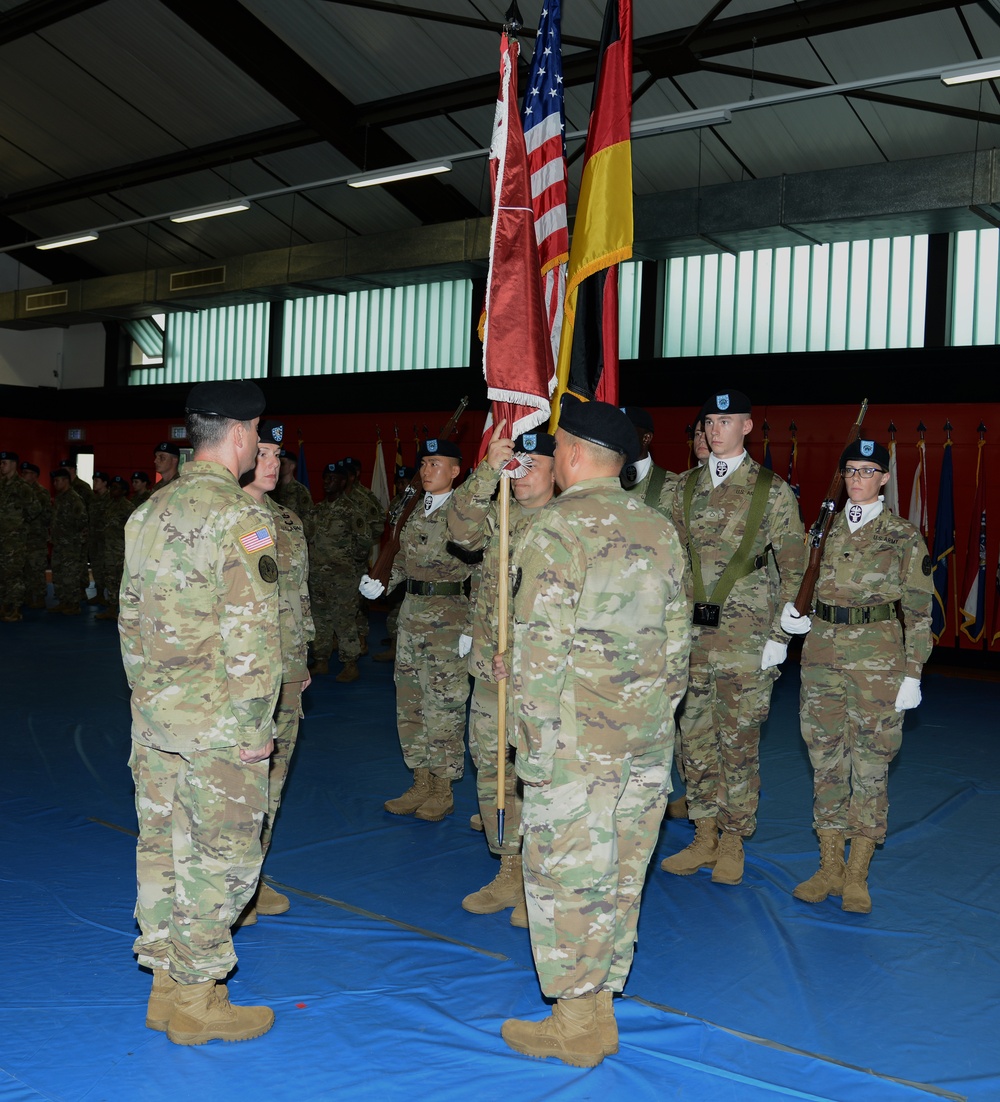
405,580,462,596
815,600,896,625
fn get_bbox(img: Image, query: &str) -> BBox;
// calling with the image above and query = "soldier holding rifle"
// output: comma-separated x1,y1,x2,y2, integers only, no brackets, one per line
782,434,932,913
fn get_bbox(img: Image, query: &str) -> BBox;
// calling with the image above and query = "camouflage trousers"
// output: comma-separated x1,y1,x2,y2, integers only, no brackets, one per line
394,608,469,779
0,532,26,607
677,651,779,835
470,679,521,856
51,540,85,607
104,550,125,606
310,564,360,662
130,741,268,982
260,680,304,857
23,536,47,605
800,663,904,843
521,751,670,1000
90,538,107,600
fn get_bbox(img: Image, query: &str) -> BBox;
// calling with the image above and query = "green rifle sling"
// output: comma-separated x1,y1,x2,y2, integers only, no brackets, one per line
643,463,668,508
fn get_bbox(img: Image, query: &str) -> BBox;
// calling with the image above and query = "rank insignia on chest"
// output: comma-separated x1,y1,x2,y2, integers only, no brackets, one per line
240,526,275,553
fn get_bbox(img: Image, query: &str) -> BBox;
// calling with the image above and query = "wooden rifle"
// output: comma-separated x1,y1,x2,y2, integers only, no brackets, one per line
793,399,868,615
368,395,469,586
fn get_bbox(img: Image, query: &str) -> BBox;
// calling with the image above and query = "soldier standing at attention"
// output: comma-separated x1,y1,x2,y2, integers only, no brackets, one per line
58,457,92,599
238,420,314,924
619,407,677,517
94,476,134,622
372,465,415,664
270,447,313,529
343,456,384,656
446,425,556,926
498,397,690,1067
120,380,281,1046
308,462,370,681
0,450,40,621
59,456,94,510
130,471,153,508
661,390,804,886
361,438,472,823
19,462,51,610
151,441,181,492
88,471,110,605
782,439,932,913
48,468,88,615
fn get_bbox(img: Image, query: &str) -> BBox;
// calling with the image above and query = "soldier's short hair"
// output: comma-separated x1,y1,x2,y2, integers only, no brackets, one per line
186,410,254,451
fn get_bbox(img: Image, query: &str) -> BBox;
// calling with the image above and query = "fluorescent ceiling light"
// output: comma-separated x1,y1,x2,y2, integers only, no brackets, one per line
347,161,452,189
940,62,1000,85
630,109,732,138
170,201,251,223
36,232,99,250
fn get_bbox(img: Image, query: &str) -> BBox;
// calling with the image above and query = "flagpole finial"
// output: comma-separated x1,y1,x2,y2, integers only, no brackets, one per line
789,420,797,433
685,423,693,440
944,420,953,439
917,421,926,435
503,1,523,34
762,419,770,433
888,421,897,435
978,421,987,434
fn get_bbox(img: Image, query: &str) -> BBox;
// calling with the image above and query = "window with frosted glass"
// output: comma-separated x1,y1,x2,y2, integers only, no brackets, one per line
282,280,472,376
129,304,269,385
618,261,641,360
662,236,928,357
951,228,1000,346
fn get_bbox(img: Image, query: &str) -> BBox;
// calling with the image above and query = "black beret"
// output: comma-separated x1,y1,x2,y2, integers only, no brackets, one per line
701,390,752,416
110,474,127,485
131,470,150,483
323,462,342,475
344,456,362,471
558,394,638,465
279,448,296,462
513,431,556,457
58,457,76,468
51,468,71,480
185,380,266,421
841,439,890,470
620,407,654,433
396,465,415,480
153,441,181,457
257,420,284,446
92,471,110,483
418,438,462,462
20,461,39,475
0,450,19,463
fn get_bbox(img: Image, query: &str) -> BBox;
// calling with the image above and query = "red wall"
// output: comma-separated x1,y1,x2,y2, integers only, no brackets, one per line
3,401,997,651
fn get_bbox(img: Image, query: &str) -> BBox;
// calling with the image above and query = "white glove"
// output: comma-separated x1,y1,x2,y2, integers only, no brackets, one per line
780,601,812,635
895,676,922,712
458,634,473,658
359,573,385,599
760,640,788,670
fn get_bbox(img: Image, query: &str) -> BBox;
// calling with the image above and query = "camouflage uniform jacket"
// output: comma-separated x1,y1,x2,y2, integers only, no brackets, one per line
270,479,314,531
308,495,371,569
0,473,39,538
119,461,282,756
446,459,546,682
71,475,94,509
263,496,315,683
26,481,51,537
131,489,152,510
621,459,678,518
348,482,385,543
803,508,933,679
102,495,135,561
89,492,109,555
51,487,87,543
672,456,804,650
510,476,692,786
388,493,471,633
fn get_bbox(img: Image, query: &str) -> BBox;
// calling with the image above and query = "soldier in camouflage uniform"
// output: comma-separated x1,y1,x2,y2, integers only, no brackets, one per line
499,397,691,1068
19,462,51,609
662,390,804,886
239,421,314,924
120,380,281,1046
151,441,181,493
781,439,932,913
619,407,678,517
270,447,314,532
344,456,384,655
0,450,41,621
94,476,134,621
361,437,472,822
58,457,92,599
130,471,153,509
446,425,556,926
48,468,88,614
308,462,371,681
88,471,110,605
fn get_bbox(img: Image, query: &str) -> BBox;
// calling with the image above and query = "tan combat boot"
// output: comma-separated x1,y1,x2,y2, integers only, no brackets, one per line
793,830,847,903
469,812,484,832
510,898,528,928
842,836,877,913
712,831,745,885
501,992,604,1067
372,642,396,663
335,660,360,683
595,990,618,1056
414,773,454,821
660,816,718,875
255,880,290,915
94,600,118,621
666,796,689,819
166,980,274,1045
384,768,432,815
462,854,524,914
358,634,369,656
145,968,177,1032
310,657,329,676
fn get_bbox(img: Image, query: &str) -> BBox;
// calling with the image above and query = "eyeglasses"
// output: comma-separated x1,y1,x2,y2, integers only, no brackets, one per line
840,466,884,480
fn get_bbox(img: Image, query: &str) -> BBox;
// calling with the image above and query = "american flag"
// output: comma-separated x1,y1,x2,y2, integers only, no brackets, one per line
239,527,274,554
521,0,568,375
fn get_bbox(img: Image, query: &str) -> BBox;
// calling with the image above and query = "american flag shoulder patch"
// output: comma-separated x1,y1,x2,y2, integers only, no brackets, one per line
239,526,275,554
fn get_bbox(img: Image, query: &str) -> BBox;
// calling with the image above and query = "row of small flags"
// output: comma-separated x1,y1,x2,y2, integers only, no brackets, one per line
757,421,994,648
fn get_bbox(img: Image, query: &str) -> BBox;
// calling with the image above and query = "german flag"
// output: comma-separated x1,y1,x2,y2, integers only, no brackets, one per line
549,0,631,426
